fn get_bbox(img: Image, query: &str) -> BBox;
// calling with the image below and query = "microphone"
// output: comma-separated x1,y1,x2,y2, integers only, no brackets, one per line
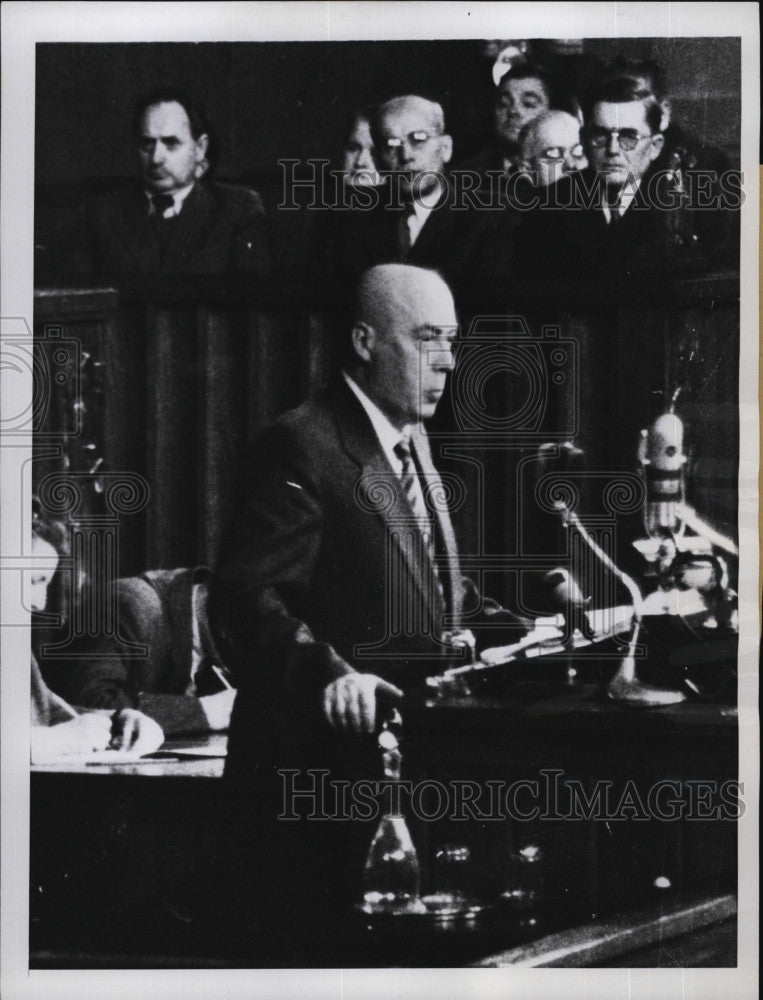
637,412,687,539
544,567,595,643
552,502,685,706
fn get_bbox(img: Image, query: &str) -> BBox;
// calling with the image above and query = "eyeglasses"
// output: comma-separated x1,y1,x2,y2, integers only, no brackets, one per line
587,127,654,151
381,131,438,151
539,143,585,161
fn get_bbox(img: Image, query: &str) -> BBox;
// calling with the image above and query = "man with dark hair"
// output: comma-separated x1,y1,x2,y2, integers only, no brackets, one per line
599,56,732,177
597,56,737,254
517,76,706,287
455,64,564,186
66,88,270,277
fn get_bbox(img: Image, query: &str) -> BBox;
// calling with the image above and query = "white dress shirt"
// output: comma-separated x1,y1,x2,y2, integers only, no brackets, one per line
343,372,412,476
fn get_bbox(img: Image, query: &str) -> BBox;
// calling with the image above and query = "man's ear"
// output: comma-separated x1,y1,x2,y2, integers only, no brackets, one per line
439,134,454,165
649,132,665,162
659,99,671,131
196,132,210,161
350,322,375,364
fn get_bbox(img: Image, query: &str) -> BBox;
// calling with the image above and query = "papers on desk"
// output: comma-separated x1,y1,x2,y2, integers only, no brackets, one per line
31,743,227,765
151,745,228,759
479,604,635,668
31,748,147,765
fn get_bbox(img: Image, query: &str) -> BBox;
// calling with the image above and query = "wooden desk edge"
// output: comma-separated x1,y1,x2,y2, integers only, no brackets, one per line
472,893,737,968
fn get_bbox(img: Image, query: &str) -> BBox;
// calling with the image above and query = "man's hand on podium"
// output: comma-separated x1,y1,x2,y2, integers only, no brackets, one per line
323,674,403,737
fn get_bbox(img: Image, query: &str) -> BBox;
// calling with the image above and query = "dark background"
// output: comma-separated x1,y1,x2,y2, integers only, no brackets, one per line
35,37,741,186
32,36,742,579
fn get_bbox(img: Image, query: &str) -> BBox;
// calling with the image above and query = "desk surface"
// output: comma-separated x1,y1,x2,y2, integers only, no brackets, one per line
30,693,737,780
31,733,228,779
30,696,739,968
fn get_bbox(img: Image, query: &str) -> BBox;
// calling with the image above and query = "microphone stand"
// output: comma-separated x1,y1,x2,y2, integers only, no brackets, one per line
558,506,686,707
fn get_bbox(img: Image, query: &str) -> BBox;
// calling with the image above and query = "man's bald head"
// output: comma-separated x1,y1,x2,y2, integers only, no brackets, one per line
373,96,453,200
349,265,457,428
354,263,450,330
519,110,586,187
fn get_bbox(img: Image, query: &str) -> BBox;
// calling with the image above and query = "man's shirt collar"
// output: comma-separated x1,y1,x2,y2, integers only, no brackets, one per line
343,372,414,473
145,181,196,218
601,175,643,222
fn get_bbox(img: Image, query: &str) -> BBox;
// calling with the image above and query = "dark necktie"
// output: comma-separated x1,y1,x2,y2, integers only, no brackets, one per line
605,189,622,226
150,193,175,218
394,436,444,606
397,203,416,259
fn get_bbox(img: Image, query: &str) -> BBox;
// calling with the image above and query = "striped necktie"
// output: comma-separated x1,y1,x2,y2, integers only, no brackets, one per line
394,435,444,605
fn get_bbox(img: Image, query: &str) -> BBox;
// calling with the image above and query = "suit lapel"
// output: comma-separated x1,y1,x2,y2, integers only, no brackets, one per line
115,187,161,270
163,183,216,269
409,197,450,259
333,380,445,619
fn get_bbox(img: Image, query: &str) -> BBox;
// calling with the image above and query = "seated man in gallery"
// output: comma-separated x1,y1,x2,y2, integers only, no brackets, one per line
333,95,505,302
64,88,270,278
518,109,588,189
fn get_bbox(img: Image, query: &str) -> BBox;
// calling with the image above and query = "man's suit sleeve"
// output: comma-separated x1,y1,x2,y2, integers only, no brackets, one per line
210,423,354,724
58,578,209,735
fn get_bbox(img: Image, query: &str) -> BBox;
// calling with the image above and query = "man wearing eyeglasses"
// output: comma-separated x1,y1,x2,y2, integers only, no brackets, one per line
518,76,706,288
519,110,588,189
335,95,496,303
585,79,665,221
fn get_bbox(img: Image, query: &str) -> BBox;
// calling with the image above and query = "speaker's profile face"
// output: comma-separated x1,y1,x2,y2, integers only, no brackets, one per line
137,101,209,195
368,279,457,427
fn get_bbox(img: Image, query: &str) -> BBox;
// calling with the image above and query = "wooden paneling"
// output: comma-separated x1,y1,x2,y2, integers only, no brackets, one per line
33,274,740,585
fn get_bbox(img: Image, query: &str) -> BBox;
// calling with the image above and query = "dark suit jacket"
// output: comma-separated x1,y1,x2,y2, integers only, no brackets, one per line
330,179,510,301
69,180,270,277
453,144,511,181
59,567,220,734
210,381,526,938
211,377,524,769
516,167,712,290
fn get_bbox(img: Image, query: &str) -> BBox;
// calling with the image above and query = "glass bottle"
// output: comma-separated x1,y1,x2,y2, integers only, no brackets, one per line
361,711,425,915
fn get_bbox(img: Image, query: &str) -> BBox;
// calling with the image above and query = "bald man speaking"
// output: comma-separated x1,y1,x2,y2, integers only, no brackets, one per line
210,267,526,956
213,264,524,747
